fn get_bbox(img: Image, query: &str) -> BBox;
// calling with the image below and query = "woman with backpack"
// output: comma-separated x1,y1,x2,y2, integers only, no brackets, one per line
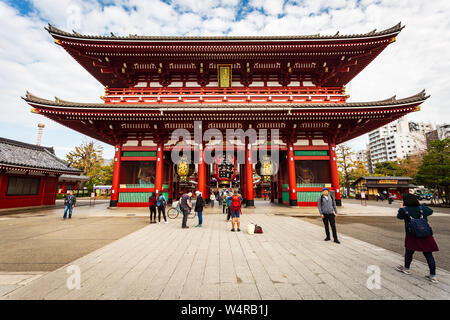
157,193,167,224
148,193,157,224
396,193,439,283
194,190,205,227
229,191,243,232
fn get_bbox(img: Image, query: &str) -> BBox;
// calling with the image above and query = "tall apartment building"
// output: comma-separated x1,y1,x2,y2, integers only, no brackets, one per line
438,123,450,140
367,116,433,168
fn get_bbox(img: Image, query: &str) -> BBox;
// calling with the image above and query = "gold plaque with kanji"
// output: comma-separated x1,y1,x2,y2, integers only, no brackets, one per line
217,64,232,88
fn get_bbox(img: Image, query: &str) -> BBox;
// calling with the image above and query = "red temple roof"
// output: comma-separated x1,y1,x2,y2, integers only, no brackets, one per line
46,23,404,88
23,91,428,145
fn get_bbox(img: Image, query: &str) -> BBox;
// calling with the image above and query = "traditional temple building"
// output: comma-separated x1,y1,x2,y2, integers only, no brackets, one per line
0,137,82,209
23,23,429,207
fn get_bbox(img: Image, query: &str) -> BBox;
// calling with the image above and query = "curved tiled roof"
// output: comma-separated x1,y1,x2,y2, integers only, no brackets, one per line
0,137,81,174
46,23,404,42
23,90,429,110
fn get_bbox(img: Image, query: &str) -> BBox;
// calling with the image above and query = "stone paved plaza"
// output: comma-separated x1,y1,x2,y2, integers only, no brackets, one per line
1,200,449,300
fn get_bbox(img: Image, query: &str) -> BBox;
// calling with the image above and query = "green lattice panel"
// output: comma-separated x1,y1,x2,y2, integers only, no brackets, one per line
297,190,335,202
122,151,157,157
119,192,152,203
282,191,290,202
294,150,328,156
125,184,155,188
296,183,326,188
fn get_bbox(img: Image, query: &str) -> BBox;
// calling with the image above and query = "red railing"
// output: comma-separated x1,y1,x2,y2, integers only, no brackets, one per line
105,86,344,96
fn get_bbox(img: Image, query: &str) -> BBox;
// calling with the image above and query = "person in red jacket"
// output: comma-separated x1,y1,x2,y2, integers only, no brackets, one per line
229,191,243,232
149,193,157,224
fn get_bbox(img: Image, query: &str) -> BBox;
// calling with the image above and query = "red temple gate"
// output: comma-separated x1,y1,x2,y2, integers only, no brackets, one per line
23,23,428,207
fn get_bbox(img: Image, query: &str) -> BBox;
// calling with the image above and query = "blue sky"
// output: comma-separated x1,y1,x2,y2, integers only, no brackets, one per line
0,0,449,160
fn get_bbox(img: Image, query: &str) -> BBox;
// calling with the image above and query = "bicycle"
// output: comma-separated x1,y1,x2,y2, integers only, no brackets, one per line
167,204,196,219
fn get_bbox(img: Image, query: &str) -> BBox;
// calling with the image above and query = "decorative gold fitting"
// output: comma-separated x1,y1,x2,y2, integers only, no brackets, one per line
30,107,39,114
54,39,61,45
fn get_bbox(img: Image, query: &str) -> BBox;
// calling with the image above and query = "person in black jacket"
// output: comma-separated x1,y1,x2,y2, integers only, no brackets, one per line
395,193,439,283
194,190,205,227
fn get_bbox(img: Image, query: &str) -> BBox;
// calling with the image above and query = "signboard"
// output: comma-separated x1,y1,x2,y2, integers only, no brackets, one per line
378,180,398,184
217,64,232,88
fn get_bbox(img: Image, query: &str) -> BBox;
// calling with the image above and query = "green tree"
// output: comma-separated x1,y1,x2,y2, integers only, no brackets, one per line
349,161,370,182
336,144,355,197
98,159,114,185
66,141,104,191
415,138,450,204
373,161,405,176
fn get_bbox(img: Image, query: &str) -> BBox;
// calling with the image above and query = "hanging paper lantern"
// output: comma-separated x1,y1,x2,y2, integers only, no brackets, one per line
214,154,236,181
175,155,195,182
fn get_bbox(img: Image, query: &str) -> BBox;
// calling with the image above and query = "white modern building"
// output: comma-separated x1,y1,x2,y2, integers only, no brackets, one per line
367,116,433,168
437,123,450,140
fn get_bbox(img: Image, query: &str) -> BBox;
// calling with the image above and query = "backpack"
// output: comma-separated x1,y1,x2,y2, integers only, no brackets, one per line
254,224,263,234
405,207,433,238
158,195,166,207
230,195,241,211
64,195,74,206
320,194,334,208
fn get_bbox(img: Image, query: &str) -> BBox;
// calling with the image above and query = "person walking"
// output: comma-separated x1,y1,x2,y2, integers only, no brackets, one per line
395,193,439,283
180,192,192,229
210,193,215,208
317,187,340,244
194,191,205,227
218,191,223,206
156,193,167,224
226,192,232,221
63,191,76,219
222,192,228,214
149,192,157,224
229,191,243,232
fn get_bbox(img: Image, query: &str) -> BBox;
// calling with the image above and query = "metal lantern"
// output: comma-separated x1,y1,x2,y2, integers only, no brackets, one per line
256,155,277,182
175,155,195,182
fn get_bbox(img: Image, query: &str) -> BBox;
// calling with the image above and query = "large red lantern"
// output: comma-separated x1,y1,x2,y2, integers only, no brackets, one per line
214,154,236,181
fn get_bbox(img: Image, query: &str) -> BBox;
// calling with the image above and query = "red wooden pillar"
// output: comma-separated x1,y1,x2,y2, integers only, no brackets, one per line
110,143,122,207
245,142,254,207
287,142,297,206
0,171,4,196
40,175,47,205
205,163,210,199
329,141,342,206
155,142,164,196
241,163,247,200
197,143,206,195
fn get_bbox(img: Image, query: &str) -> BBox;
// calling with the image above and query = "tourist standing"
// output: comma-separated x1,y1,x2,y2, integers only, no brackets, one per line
226,192,232,221
210,193,215,208
222,192,228,214
396,193,439,283
229,191,243,232
180,192,192,229
194,191,205,227
149,193,157,224
157,193,167,224
317,188,340,244
63,190,76,219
